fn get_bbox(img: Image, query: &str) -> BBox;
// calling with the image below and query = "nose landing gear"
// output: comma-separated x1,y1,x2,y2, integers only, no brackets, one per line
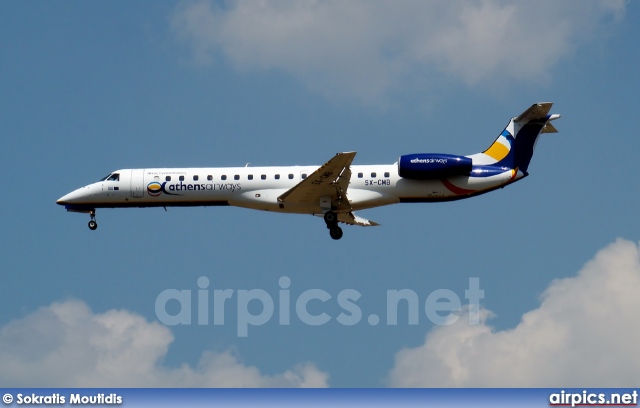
63,205,99,230
324,211,343,240
88,210,98,230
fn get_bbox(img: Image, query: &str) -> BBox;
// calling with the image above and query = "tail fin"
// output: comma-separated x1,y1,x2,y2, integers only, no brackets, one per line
474,102,560,173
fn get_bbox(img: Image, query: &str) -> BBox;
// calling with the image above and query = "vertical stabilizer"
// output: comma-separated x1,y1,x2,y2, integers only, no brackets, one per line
471,103,560,173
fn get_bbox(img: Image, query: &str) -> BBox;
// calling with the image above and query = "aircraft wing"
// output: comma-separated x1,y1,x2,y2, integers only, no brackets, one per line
278,152,356,206
338,212,379,227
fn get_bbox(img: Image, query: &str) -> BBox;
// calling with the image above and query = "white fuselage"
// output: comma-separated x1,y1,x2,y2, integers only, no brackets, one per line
57,164,521,215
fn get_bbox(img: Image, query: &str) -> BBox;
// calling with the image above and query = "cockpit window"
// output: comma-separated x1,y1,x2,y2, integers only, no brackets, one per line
100,173,120,182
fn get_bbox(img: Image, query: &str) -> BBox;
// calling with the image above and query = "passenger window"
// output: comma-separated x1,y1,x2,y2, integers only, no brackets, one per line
165,176,171,181
358,172,363,178
207,175,213,181
248,175,253,180
371,172,376,178
384,172,390,178
221,175,227,180
275,174,280,180
288,174,294,179
179,176,184,181
301,173,307,179
261,175,266,180
193,175,199,181
234,175,240,180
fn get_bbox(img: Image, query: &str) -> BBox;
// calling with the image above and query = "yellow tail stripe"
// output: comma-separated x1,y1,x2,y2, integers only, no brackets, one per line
484,142,509,161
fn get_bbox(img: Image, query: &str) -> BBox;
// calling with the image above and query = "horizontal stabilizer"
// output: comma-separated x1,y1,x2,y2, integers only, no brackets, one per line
515,102,553,123
542,122,558,133
542,113,561,133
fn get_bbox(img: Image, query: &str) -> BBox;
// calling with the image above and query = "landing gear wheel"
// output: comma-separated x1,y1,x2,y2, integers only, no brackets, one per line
323,211,337,225
88,210,97,230
329,226,343,240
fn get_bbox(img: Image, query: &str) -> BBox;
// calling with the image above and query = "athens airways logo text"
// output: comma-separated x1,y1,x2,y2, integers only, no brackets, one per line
147,181,241,196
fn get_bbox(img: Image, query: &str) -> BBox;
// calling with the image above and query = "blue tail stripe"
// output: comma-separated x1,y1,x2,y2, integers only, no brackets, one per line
512,123,545,173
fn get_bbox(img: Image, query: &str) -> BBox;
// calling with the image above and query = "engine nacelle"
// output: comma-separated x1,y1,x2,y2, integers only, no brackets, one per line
398,153,472,180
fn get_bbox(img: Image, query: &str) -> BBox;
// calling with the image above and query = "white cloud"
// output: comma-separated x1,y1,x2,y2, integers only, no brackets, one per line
6,239,640,388
0,300,328,387
171,0,626,103
389,238,640,387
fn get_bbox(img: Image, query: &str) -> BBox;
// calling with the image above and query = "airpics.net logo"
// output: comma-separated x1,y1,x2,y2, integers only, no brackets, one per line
154,276,484,337
549,390,638,407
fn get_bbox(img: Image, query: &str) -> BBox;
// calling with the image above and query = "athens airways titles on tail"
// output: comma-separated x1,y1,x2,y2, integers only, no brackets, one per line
57,103,560,240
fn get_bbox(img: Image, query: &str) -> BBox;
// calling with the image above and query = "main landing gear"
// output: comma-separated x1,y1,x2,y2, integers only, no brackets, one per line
324,211,343,240
88,210,98,230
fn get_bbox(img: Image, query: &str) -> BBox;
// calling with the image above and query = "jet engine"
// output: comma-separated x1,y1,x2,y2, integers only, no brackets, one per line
398,154,472,180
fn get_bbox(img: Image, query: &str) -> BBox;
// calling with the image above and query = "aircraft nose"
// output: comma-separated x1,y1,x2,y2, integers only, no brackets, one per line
56,186,91,205
56,195,69,205
56,191,74,205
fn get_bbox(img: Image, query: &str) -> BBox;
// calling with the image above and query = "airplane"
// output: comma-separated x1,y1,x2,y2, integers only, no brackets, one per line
57,102,560,240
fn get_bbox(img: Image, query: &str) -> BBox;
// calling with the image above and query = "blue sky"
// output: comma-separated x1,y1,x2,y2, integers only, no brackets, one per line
1,1,640,387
